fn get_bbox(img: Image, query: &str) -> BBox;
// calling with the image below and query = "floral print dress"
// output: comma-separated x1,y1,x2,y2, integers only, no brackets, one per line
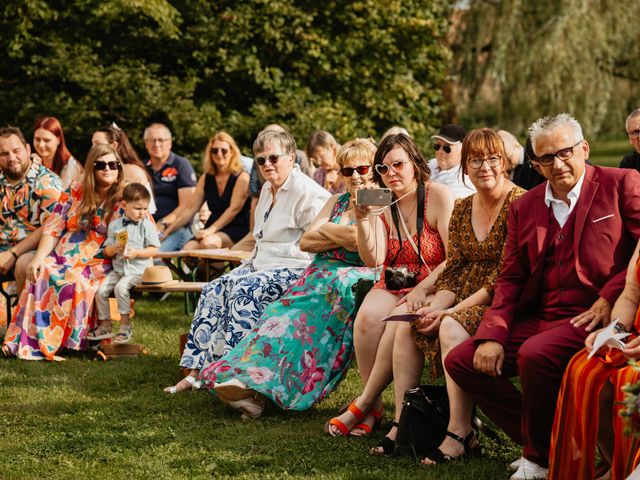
3,183,121,360
199,193,375,410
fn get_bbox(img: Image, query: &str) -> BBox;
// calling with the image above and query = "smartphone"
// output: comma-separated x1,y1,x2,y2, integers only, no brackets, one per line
356,188,393,206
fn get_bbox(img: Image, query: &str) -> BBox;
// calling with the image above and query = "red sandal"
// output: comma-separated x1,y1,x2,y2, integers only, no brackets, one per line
350,404,384,437
323,400,366,437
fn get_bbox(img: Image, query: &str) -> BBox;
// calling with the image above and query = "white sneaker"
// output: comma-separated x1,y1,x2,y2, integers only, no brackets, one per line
510,458,548,480
509,457,525,471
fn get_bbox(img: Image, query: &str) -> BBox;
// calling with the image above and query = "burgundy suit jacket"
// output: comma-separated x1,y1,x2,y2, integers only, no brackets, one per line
476,165,640,345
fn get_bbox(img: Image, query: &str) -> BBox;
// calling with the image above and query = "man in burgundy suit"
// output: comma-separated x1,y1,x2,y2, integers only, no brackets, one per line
445,114,640,480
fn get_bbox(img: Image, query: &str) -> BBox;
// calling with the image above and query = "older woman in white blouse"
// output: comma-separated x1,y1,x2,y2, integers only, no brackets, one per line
165,129,331,393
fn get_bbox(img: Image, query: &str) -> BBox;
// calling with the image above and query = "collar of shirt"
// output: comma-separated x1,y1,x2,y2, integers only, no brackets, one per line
544,167,586,209
146,151,177,171
271,163,300,194
0,161,42,189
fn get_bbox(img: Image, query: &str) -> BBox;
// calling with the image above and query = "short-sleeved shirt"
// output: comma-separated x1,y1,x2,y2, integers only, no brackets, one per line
145,152,197,221
104,216,161,276
0,162,64,250
427,158,476,199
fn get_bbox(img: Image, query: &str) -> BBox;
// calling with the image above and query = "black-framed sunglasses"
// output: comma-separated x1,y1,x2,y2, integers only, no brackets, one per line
533,140,583,166
434,143,452,154
340,165,371,177
211,147,229,156
94,160,120,171
256,153,286,166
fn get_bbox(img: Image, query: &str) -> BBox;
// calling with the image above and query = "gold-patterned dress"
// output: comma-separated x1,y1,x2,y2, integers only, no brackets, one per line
413,186,526,376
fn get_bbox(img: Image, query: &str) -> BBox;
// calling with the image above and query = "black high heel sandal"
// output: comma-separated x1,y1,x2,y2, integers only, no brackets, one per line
370,421,399,456
421,430,481,465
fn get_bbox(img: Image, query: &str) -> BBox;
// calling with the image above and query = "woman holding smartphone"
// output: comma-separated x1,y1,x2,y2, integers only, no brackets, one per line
325,133,454,436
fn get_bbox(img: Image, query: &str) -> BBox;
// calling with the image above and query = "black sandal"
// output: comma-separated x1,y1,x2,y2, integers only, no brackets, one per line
370,421,399,456
421,430,481,465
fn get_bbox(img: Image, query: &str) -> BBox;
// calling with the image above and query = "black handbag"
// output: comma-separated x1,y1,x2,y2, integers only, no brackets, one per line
393,385,450,459
351,278,374,316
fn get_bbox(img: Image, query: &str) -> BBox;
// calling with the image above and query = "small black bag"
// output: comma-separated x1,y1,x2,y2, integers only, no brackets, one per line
393,385,450,459
351,279,374,316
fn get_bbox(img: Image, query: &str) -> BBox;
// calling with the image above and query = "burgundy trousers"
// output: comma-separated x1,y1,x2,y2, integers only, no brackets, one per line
445,316,589,467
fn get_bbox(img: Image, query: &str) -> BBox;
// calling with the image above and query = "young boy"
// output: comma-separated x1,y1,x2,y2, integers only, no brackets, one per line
89,183,160,343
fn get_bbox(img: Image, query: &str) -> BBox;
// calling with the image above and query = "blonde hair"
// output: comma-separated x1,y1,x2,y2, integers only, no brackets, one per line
336,138,377,169
76,144,124,229
203,131,243,175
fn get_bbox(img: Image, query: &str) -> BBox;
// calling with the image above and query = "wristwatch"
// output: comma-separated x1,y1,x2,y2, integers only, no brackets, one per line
613,322,628,334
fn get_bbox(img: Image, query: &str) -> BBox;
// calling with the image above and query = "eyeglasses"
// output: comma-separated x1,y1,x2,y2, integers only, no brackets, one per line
627,129,640,140
145,138,170,145
256,153,286,166
434,144,452,154
211,148,229,156
374,160,409,176
468,155,502,169
533,140,583,166
94,160,120,171
340,165,371,177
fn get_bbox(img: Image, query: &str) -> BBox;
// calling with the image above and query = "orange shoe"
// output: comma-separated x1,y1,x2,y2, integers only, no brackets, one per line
323,400,366,437
350,404,384,437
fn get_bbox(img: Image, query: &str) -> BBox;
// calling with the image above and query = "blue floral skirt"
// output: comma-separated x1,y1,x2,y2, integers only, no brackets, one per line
179,264,304,370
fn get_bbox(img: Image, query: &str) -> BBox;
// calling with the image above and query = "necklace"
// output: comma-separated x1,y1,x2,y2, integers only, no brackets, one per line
478,188,507,224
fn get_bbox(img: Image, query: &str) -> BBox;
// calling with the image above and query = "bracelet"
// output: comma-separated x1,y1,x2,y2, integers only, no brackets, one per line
9,250,18,260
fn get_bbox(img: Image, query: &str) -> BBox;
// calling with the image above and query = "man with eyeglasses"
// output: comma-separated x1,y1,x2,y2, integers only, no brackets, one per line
143,122,196,252
446,113,640,480
620,108,640,172
428,124,476,199
0,126,63,296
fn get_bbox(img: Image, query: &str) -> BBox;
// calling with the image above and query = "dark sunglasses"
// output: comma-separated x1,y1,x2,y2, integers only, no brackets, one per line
340,165,371,177
434,144,452,154
256,153,285,166
211,148,229,156
94,160,120,171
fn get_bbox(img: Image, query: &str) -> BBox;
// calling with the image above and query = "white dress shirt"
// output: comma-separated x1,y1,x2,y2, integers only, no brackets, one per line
250,164,331,270
543,168,586,227
427,158,476,199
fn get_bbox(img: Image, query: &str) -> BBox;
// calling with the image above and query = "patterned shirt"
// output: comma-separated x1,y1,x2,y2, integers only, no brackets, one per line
0,162,64,248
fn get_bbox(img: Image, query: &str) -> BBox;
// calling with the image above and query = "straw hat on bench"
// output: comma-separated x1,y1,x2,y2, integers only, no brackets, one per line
140,265,179,288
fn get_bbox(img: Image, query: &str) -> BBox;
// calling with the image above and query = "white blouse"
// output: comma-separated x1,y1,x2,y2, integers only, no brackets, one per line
250,164,331,270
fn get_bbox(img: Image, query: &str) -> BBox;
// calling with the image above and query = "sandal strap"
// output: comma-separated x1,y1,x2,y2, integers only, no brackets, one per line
347,402,366,422
446,430,466,445
328,418,350,437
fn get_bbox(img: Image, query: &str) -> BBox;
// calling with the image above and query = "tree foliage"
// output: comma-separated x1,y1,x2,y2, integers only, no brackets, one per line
0,0,451,163
452,0,640,137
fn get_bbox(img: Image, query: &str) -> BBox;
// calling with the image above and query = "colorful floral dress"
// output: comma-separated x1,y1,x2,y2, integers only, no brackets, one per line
3,183,120,360
199,193,374,410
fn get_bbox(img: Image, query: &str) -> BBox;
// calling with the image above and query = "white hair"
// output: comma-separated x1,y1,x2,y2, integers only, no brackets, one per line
625,108,640,131
143,123,172,141
528,113,583,153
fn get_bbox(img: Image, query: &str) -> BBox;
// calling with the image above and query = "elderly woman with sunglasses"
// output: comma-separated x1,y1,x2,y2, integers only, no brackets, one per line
164,128,330,394
197,139,379,417
162,131,251,250
3,145,126,360
325,133,454,436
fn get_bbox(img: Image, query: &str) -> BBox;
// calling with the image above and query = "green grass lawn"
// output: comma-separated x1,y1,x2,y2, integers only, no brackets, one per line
0,296,520,479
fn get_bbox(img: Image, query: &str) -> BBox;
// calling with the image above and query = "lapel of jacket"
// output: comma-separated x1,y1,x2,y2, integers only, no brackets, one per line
573,166,598,256
532,187,549,259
